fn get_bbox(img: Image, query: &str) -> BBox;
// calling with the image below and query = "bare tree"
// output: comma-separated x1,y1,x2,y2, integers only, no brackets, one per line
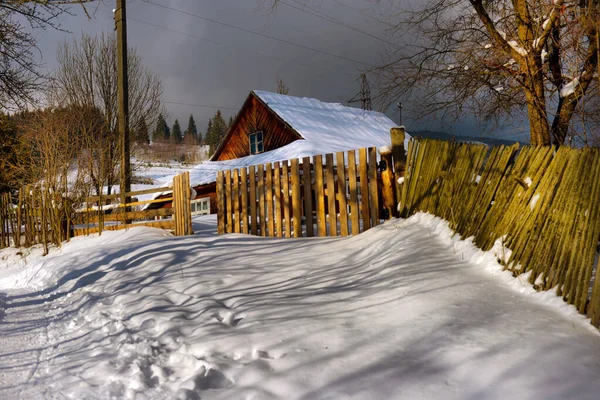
266,1,600,145
368,0,600,146
50,32,164,195
0,1,93,111
276,76,290,94
0,113,31,193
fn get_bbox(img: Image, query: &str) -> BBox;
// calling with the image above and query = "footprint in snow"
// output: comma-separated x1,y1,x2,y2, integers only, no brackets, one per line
176,365,233,399
212,310,243,327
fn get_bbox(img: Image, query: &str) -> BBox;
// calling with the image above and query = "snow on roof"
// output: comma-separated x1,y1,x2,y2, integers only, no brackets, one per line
155,91,409,190
254,90,404,150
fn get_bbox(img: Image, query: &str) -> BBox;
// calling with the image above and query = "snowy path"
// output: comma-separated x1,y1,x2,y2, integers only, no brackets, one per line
0,214,599,399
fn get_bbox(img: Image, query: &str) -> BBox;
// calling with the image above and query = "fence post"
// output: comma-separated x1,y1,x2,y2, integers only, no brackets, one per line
0,194,6,248
302,157,314,237
173,172,193,236
380,147,396,219
291,158,302,237
391,127,406,213
368,147,379,227
183,171,193,235
217,171,225,234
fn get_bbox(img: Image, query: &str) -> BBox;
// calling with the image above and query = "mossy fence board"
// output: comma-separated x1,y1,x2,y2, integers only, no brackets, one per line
400,138,600,328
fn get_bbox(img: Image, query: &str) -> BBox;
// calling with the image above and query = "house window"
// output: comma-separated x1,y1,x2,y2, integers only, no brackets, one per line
249,131,264,155
190,197,210,216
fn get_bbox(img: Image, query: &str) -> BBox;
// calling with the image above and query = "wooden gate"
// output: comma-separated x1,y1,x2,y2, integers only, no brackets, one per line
217,147,386,238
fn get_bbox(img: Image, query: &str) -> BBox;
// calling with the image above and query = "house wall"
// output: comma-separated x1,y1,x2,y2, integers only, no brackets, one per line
194,182,217,214
214,95,300,161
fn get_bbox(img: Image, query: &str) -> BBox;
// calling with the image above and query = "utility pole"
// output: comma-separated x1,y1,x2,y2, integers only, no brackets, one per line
348,73,372,111
115,0,131,212
397,102,403,126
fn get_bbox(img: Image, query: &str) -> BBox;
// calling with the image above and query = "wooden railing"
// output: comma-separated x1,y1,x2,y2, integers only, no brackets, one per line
0,172,194,253
71,172,193,237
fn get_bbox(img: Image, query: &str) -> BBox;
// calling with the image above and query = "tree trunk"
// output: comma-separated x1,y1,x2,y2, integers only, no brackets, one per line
524,66,552,146
551,97,573,146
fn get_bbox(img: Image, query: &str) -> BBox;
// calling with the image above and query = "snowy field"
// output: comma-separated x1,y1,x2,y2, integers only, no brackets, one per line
1,213,600,399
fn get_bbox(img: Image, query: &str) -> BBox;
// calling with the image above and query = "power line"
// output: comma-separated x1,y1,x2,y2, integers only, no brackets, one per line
280,0,398,49
163,101,239,111
330,0,396,29
142,0,372,67
96,8,357,79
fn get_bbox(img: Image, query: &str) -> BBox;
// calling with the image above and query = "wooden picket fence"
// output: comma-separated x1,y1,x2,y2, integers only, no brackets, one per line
71,171,193,237
0,172,194,253
0,188,72,255
400,139,600,328
216,147,386,237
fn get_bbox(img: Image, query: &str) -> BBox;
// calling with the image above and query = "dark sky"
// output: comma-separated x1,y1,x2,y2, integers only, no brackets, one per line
34,0,529,141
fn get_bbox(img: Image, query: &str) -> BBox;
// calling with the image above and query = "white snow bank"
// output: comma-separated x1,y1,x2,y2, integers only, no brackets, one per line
1,213,599,400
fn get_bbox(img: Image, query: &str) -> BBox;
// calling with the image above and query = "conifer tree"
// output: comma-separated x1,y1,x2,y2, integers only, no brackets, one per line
184,114,198,144
207,110,227,156
205,119,212,147
172,119,182,144
152,113,170,143
134,118,150,145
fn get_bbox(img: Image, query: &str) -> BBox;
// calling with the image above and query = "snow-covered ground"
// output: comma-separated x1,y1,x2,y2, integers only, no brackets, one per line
1,213,599,400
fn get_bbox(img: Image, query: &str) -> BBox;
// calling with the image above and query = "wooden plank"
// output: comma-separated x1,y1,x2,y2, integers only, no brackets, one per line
401,139,424,216
249,165,258,235
174,174,182,236
282,162,291,238
172,175,179,236
391,127,406,209
302,157,314,237
380,149,395,219
82,196,175,214
16,190,22,246
0,195,5,248
183,172,193,235
86,186,173,203
258,164,266,236
325,153,337,236
314,155,326,237
73,219,175,236
336,152,349,236
368,147,379,227
217,171,225,234
240,168,249,234
274,162,283,237
291,158,302,237
265,162,275,237
225,170,233,233
347,150,360,235
358,148,370,232
40,191,48,254
233,169,241,233
73,207,175,225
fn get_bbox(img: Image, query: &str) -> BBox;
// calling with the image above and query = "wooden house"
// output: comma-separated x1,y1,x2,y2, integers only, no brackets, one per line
149,90,406,214
210,91,302,161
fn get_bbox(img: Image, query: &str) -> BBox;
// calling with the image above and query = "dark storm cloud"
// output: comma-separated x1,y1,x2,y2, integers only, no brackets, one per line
33,0,486,137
